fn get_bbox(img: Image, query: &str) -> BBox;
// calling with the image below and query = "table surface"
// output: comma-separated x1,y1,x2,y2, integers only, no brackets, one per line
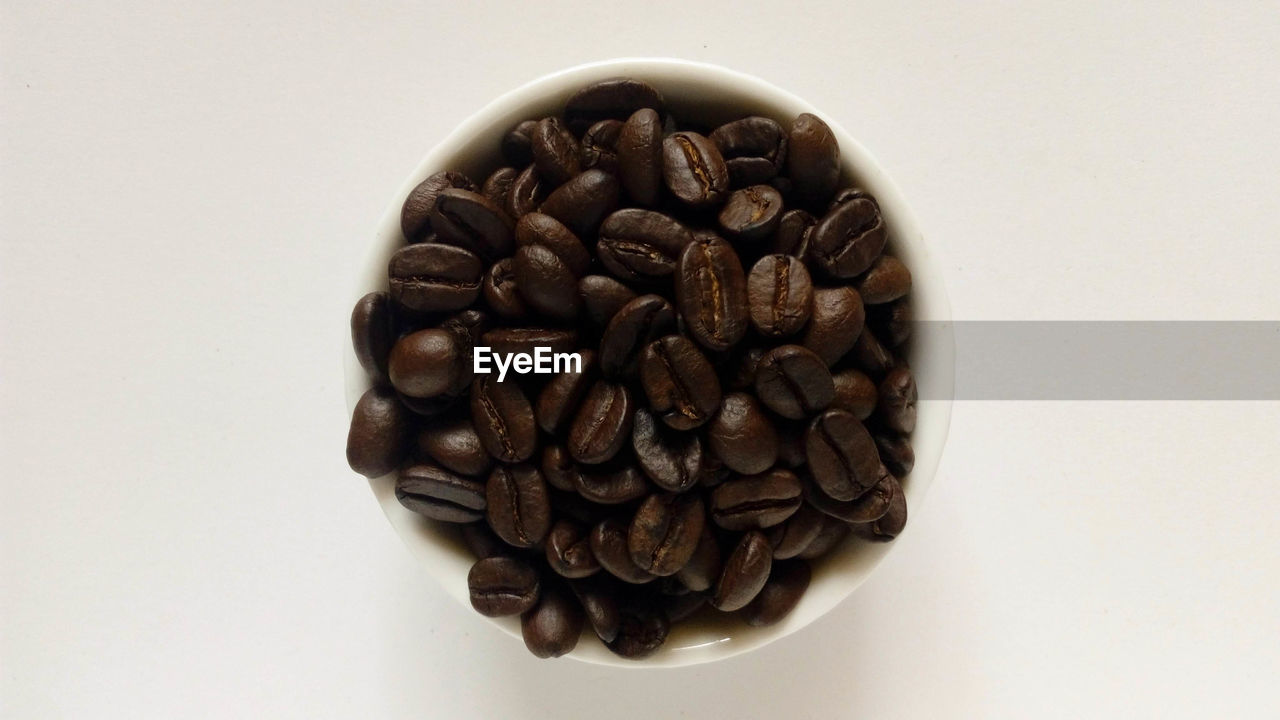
3,1,1278,717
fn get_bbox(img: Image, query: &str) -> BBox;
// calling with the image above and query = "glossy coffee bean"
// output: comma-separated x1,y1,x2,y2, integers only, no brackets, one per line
743,560,811,627
754,345,835,419
513,244,580,321
395,464,487,522
506,164,547,219
796,515,851,559
579,274,639,327
801,286,865,366
351,291,395,386
767,503,826,560
662,131,729,207
786,113,840,207
514,212,591,277
590,518,656,584
546,520,601,579
581,119,623,173
501,120,538,166
628,493,706,576
725,346,766,391
481,258,527,320
849,327,895,379
573,465,649,505
600,295,676,378
570,577,622,642
468,556,540,617
531,117,581,187
564,78,664,134
708,392,778,475
810,194,887,278
387,243,482,314
485,464,552,547
346,386,410,478
522,586,583,658
470,375,537,463
597,209,693,282
869,297,912,348
830,369,879,420
480,327,578,357
747,254,813,338
871,482,908,539
430,188,515,262
416,419,492,477
877,366,918,434
631,408,701,493
676,525,723,592
712,530,772,611
875,433,915,477
536,349,596,435
639,335,722,430
710,116,788,187
540,445,579,492
539,169,620,238
401,170,475,242
388,329,463,399
396,392,459,419
806,409,881,502
718,185,784,242
770,208,815,257
805,467,897,523
710,469,803,531
606,606,669,659
675,234,748,351
568,381,634,465
856,254,912,304
461,521,506,560
481,166,519,209
617,108,664,207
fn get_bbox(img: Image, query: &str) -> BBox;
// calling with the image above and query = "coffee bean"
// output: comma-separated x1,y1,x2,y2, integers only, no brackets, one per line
350,291,395,386
396,392,460,419
830,369,878,420
540,169,620,237
869,297,912,347
481,258,527,320
827,187,872,212
531,117,581,187
388,328,463,399
710,469,803,531
395,464,487,522
801,286,865,366
501,120,538,166
522,585,583,658
541,445,579,492
506,164,547,219
513,244,580,322
439,308,488,381
606,606,669,659
631,408,701,493
810,194,886,278
805,467,897,523
662,131,729,207
796,515,851,559
747,254,813,338
875,433,914,476
743,560,811,627
871,482,908,539
708,392,779,475
514,212,591,276
401,170,475,242
857,255,912,304
639,335,722,430
461,521,506,560
568,381,634,465
675,234,748,351
564,78,664,134
710,116,788,187
712,530,772,611
676,525,723,592
600,295,676,378
471,375,537,463
628,493,706,576
754,345,835,419
570,576,622,642
580,119,623,173
468,556,540,617
574,465,649,505
579,274,639,326
346,386,410,478
877,366,917,433
617,108,664,207
725,346,766,391
546,520,601,579
770,208,816,258
718,185,784,242
416,418,492,477
486,463,552,547
849,327,895,379
387,243,482,314
786,113,840,207
431,188,515,262
590,518,656,584
479,327,578,357
806,409,881,501
597,209,693,282
767,503,826,559
536,349,596,435
481,166,519,209
698,452,730,489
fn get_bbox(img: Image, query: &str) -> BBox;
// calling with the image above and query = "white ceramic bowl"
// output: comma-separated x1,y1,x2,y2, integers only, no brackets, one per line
345,58,954,667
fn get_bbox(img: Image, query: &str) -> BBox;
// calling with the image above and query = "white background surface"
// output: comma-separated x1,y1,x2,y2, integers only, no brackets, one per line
3,1,1278,717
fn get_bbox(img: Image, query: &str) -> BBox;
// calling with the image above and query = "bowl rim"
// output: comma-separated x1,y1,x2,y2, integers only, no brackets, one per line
344,57,955,668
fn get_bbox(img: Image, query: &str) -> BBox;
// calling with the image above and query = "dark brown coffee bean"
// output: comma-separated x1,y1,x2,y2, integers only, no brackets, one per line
481,166,518,209
531,117,581,187
787,113,840,207
431,188,515,262
395,464,487,522
796,515,851,559
485,464,551,547
597,209,693,282
725,346,766,391
869,297,912,347
396,392,460,419
710,469,803,531
698,452,730,489
747,254,813,338
802,286,865,366
743,560,811,627
662,131,729,207
663,592,707,624
438,309,488,388
767,503,826,559
570,577,621,642
470,375,537,463
579,274,639,326
346,386,410,478
770,208,816,258
617,108,664,207
710,116,788,187
387,243,482,314
580,119,623,173
574,465,649,505
718,185,784,242
479,327,578,358
600,295,675,378
522,585,583,658
708,392,779,475
712,530,772,611
871,482,908,539
805,467,897,523
501,120,538,166
351,291,395,386
536,349,596,435
513,244,580,322
631,408,701,493
590,518,656,584
606,606,669,659
810,195,887,278
857,255,912,304
875,433,914,476
539,169,620,238
831,369,878,420
676,525,722,592
545,520,601,579
481,258,527,320
877,366,918,433
849,327,895,379
675,234,748,351
639,335,722,430
461,521,506,560
506,164,547,219
628,493,706,576
541,445,579,492
514,212,591,276
468,556,540,617
806,409,881,501
416,418,492,477
754,345,835,419
568,381,634,465
827,187,873,212
564,78,664,134
401,171,475,242
388,328,463,399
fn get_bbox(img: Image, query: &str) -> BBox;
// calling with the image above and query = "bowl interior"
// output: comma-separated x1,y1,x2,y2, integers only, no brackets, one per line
345,58,954,667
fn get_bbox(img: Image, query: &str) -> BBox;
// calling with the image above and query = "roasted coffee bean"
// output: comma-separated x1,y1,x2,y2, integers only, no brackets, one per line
617,108,664,207
639,335,722,430
574,465,649,505
600,295,676,378
869,297,912,347
513,244,580,321
439,308,489,377
631,408,701,493
540,169,620,238
546,520,601,579
506,164,547,219
802,286,865,366
579,274,639,327
468,556,540,617
725,346,766,391
401,170,475,242
663,131,729,207
747,254,813,338
708,392,779,475
849,327,895,379
541,445,579,492
590,518,656,584
481,166,519,209
710,116,788,187
831,369,879,420
597,209,693,282
536,349,596,435
481,258,527,320
827,187,872,212
501,120,538,166
698,452,730,489
346,386,410,478
712,530,772,611
416,418,492,477
570,577,622,642
486,464,552,547
522,585,583,658
395,464,487,522
580,119,623,173
796,515,851,559
480,327,578,357
810,194,887,278
871,482,908,539
806,409,881,501
387,243,483,314
397,392,460,419
767,503,826,559
531,117,581,187
662,592,707,623
754,345,835,419
568,381,634,465
676,525,722,592
471,375,537,463
461,521,506,560
388,329,463,399
875,433,914,476
743,560,811,627
856,255,912,305
877,366,917,433
805,467,897,523
675,234,748,351
431,188,515,262
718,185,784,242
351,291,395,386
564,78,664,134
787,113,840,207
606,606,669,659
770,208,816,258
628,493,706,576
710,469,803,531
514,212,591,276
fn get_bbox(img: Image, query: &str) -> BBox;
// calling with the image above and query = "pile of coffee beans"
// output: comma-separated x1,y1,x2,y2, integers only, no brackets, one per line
347,78,917,660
